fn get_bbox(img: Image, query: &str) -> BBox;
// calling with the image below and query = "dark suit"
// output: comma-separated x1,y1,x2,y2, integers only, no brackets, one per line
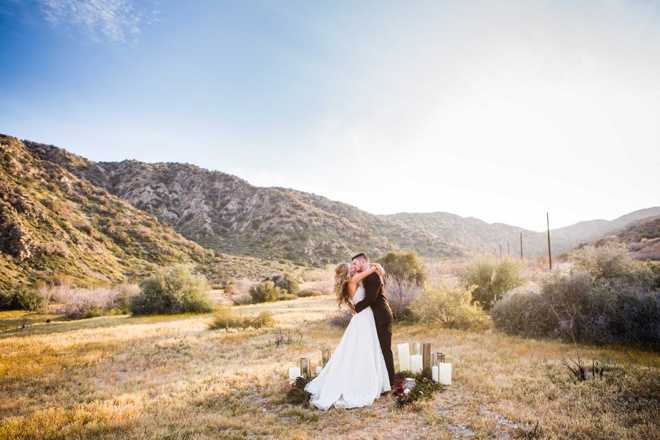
353,271,395,386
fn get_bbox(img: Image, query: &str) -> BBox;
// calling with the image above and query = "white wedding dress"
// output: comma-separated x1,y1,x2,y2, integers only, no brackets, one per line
305,286,391,410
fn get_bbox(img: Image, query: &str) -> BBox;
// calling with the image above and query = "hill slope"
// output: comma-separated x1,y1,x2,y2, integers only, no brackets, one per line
27,141,467,265
0,135,290,290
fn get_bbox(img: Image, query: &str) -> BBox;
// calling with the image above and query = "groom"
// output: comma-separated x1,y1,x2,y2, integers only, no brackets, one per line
351,252,395,387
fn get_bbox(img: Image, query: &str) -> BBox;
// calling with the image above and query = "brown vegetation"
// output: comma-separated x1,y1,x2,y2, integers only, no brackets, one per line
1,295,657,439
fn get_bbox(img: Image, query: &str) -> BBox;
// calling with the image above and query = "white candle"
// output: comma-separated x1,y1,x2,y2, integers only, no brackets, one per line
413,342,421,355
315,366,322,375
397,343,411,372
288,367,301,384
439,363,452,385
411,354,423,374
432,365,439,383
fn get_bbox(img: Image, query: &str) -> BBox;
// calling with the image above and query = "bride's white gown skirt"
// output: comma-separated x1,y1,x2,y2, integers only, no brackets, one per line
305,287,391,410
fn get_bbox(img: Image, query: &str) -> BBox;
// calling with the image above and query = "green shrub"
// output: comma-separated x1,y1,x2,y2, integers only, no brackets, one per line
263,273,299,295
571,239,649,282
411,281,487,330
114,283,140,314
297,289,322,298
0,286,44,312
461,257,526,311
129,265,213,315
377,251,428,286
208,306,275,330
492,250,660,346
249,280,281,303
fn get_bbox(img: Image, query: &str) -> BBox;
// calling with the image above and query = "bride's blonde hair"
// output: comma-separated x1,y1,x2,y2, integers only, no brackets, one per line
334,263,352,309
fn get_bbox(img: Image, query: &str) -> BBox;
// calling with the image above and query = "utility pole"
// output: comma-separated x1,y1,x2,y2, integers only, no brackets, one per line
547,212,552,270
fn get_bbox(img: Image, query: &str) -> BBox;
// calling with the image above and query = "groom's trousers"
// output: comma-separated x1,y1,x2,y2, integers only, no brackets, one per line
376,321,395,386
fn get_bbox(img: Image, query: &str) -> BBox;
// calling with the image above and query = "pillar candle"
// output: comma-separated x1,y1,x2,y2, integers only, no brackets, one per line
288,367,301,384
422,342,431,369
413,342,421,355
439,363,452,385
299,357,310,378
397,343,411,371
432,366,439,383
411,354,423,374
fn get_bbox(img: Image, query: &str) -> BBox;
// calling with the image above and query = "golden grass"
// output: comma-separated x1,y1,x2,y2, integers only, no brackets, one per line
1,296,658,439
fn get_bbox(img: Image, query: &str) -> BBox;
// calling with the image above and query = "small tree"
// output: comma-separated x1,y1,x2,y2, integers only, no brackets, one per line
461,257,526,311
249,280,280,303
263,273,299,295
377,251,428,286
129,265,213,315
383,275,422,321
412,281,486,330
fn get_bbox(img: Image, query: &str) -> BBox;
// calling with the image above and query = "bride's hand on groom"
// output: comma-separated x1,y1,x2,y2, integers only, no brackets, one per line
350,307,356,315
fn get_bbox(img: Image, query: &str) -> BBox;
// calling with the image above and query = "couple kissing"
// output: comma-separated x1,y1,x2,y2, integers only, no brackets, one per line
305,253,395,410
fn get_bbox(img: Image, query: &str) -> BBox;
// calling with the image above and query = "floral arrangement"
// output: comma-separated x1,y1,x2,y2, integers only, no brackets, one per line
285,375,312,408
391,368,442,408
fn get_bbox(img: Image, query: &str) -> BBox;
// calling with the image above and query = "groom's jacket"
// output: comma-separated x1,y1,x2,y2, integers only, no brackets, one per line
353,271,394,325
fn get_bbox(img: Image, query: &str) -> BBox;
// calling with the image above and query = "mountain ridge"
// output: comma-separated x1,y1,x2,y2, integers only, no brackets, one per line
3,133,658,290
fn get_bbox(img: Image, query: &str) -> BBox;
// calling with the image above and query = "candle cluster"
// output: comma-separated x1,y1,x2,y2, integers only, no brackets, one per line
397,342,452,385
287,347,333,384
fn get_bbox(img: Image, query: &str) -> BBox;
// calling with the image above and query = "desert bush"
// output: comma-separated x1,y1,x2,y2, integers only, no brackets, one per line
249,280,281,303
0,286,43,312
492,265,660,346
129,264,213,315
297,288,322,298
377,251,428,286
461,257,526,310
263,273,299,295
231,294,253,305
226,278,255,296
571,239,656,292
329,309,352,328
56,287,122,319
114,283,141,314
208,306,275,330
278,293,298,301
411,281,487,330
572,239,644,281
383,275,422,321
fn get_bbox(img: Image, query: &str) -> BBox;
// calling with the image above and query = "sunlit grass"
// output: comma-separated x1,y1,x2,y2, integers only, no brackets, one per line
1,295,658,439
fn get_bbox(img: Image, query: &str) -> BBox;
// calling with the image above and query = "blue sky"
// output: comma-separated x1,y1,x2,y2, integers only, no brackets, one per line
1,0,659,232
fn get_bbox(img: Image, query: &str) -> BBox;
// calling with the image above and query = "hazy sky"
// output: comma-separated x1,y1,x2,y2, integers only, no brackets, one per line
1,0,659,232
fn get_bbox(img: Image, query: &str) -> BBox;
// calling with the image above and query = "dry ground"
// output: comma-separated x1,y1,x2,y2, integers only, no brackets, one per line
1,295,658,439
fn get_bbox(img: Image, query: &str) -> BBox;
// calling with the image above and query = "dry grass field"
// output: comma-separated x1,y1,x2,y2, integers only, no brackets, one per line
1,295,658,439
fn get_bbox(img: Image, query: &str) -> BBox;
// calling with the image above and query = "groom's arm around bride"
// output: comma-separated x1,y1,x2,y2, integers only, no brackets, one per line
350,253,396,387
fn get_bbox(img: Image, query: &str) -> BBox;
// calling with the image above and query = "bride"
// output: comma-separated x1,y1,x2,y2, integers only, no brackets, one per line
305,262,391,410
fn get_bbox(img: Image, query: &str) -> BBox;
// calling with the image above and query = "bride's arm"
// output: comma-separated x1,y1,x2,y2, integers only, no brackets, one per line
350,264,378,285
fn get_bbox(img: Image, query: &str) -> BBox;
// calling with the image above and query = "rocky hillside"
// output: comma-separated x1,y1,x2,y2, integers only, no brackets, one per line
587,215,660,261
551,207,660,245
383,212,558,257
9,135,658,280
27,141,467,265
0,135,288,291
386,208,660,260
